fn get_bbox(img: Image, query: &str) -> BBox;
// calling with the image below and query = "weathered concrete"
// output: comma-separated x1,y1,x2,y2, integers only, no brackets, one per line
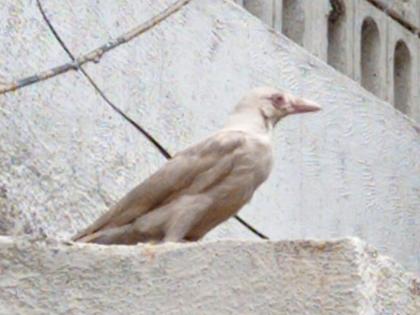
0,0,69,82
0,70,166,239
40,0,179,55
0,237,418,315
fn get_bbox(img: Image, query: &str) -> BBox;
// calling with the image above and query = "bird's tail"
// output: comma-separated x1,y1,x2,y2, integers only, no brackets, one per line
73,225,128,244
73,224,152,245
73,231,105,243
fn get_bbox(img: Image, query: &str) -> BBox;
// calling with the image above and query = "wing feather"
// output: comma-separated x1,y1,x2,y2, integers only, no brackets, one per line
72,131,246,241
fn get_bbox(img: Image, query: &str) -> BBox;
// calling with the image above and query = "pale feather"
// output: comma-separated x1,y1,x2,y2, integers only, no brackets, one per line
72,131,249,241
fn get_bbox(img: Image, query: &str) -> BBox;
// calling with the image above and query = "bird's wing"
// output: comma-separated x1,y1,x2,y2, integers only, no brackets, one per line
72,131,247,241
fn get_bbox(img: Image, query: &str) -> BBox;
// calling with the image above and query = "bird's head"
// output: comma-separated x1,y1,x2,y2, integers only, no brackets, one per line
234,86,321,128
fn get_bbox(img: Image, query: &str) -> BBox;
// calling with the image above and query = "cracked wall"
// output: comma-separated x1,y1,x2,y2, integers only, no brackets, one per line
0,0,419,273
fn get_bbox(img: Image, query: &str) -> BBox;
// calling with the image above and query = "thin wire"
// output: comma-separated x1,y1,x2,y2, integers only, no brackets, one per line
1,0,193,95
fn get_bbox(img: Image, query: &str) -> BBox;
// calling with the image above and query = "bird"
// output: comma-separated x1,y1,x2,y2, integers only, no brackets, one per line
72,87,320,244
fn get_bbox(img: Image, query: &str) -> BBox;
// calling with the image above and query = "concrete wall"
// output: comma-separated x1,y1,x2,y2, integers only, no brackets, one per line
0,236,419,314
238,0,420,122
0,0,419,274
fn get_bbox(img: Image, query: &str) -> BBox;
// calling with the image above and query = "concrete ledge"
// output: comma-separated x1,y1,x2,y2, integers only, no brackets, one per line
0,237,418,314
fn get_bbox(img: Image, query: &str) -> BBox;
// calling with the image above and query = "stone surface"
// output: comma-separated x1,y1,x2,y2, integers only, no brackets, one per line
0,71,167,239
40,0,179,55
0,0,69,82
0,237,418,315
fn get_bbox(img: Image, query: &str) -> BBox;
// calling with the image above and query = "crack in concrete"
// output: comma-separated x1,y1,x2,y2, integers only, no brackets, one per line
0,0,192,95
35,0,269,240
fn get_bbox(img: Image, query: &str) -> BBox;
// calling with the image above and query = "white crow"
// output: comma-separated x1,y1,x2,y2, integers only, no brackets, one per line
73,87,320,244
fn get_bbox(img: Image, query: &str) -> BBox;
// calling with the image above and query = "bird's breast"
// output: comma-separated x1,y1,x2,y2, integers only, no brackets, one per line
234,137,273,188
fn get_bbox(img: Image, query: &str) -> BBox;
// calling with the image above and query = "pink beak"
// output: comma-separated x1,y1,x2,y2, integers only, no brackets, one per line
291,98,321,114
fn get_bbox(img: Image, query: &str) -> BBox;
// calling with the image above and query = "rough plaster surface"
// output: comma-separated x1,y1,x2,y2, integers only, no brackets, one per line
40,0,179,54
0,237,418,315
0,0,69,82
0,0,419,273
0,70,167,239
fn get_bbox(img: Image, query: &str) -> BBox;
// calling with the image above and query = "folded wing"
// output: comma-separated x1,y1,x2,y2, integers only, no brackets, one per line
72,131,247,241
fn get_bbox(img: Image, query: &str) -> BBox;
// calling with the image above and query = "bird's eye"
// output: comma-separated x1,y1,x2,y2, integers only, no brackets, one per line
270,94,286,110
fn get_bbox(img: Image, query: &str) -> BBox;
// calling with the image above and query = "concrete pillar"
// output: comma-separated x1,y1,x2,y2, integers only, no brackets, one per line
386,16,419,118
273,0,283,32
354,0,388,99
281,0,305,45
237,1,283,33
326,0,356,78
303,0,331,61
